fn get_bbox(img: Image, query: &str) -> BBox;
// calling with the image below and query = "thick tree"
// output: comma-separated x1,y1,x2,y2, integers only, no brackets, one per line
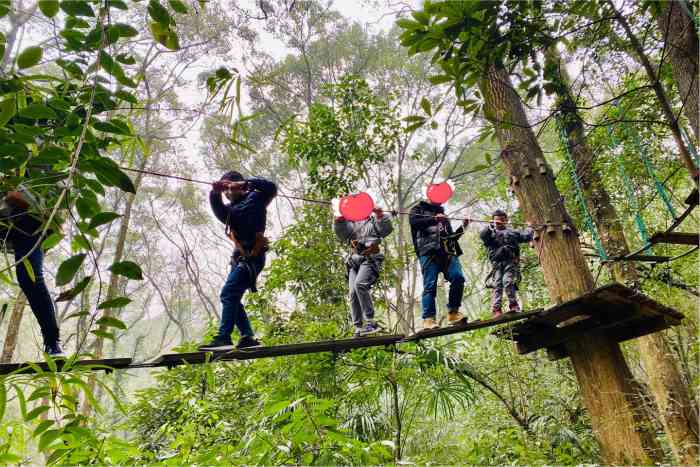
652,0,699,141
546,48,699,465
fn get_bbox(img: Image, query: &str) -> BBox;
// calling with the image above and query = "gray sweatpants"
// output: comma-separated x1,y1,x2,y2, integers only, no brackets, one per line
347,255,380,327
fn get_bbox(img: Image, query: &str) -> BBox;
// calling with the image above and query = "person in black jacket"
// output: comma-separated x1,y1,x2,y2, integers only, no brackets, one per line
0,187,63,356
409,200,469,330
479,209,533,316
199,171,277,350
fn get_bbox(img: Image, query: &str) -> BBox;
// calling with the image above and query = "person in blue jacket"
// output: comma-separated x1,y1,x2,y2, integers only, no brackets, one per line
199,171,277,350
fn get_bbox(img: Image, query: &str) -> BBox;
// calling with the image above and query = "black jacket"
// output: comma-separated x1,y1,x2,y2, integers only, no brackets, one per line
409,201,464,257
209,177,277,254
479,224,533,264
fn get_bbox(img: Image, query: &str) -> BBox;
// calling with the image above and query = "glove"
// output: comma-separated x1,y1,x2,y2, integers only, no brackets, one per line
5,191,29,209
462,218,470,227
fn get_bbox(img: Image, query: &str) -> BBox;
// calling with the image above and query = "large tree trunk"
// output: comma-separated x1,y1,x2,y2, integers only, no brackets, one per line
1,292,26,363
479,63,661,464
609,0,698,182
549,48,699,465
655,0,699,141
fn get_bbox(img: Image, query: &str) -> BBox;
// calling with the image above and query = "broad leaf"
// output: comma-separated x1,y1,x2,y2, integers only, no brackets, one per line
56,253,86,286
88,211,121,229
168,0,188,13
109,260,143,280
56,275,92,302
97,296,131,309
60,0,95,17
17,46,43,69
38,0,59,17
18,103,56,119
148,0,171,25
96,316,128,330
0,96,16,128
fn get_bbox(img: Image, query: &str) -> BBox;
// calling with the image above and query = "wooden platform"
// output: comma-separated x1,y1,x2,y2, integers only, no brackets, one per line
0,357,133,376
403,310,542,342
649,232,699,246
494,283,684,359
151,334,406,368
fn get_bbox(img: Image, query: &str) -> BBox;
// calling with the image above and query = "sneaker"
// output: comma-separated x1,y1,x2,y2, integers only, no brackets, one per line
422,317,439,330
198,335,233,350
492,307,503,319
447,310,466,325
235,335,261,349
44,342,66,358
361,321,380,336
353,326,364,338
508,302,521,314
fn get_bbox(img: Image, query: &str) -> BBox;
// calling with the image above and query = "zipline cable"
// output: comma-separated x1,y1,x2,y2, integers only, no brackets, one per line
118,165,553,228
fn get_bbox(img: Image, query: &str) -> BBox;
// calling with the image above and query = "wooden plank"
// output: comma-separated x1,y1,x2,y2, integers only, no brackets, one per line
0,357,133,376
404,309,542,342
685,188,698,206
151,334,406,367
649,232,699,246
497,283,684,355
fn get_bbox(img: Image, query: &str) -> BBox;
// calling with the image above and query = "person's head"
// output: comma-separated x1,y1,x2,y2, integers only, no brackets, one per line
492,209,508,230
221,170,245,202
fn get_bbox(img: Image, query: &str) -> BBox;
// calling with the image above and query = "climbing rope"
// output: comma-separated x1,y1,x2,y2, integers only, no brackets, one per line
117,166,552,229
555,115,608,260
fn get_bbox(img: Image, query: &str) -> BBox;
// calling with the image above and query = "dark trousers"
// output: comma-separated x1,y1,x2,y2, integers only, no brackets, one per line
217,255,265,340
419,254,465,319
13,236,60,347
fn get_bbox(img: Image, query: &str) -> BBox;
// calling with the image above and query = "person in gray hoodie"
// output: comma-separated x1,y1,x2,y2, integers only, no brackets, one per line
334,208,393,337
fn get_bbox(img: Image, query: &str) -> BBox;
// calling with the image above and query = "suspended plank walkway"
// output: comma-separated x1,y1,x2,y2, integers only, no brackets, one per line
0,283,683,375
493,283,684,360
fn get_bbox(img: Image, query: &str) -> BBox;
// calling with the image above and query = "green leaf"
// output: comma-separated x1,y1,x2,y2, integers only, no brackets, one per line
38,429,62,451
429,75,452,85
115,23,138,38
168,0,188,13
56,275,92,302
420,97,432,116
18,103,56,119
164,31,180,50
0,454,21,464
35,145,69,165
109,260,143,280
91,329,115,340
22,258,35,283
0,95,16,128
88,212,121,229
25,405,49,422
92,118,131,135
0,0,10,18
115,53,136,65
41,232,63,250
56,58,84,79
396,18,420,30
33,420,54,437
56,253,86,286
0,31,6,59
115,89,137,103
60,0,94,17
17,46,43,69
38,0,59,17
148,0,171,25
96,316,127,330
0,382,6,422
97,296,131,309
107,0,128,9
90,158,136,193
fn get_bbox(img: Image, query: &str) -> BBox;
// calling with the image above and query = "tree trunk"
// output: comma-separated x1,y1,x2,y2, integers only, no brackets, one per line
655,0,699,141
549,48,699,465
1,292,26,363
609,0,699,182
479,63,661,464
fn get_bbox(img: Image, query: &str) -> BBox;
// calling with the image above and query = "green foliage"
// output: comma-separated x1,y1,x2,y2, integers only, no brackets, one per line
281,75,402,198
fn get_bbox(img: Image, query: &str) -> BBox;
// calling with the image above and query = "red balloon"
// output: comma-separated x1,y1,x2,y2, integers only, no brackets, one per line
427,182,454,204
339,192,374,221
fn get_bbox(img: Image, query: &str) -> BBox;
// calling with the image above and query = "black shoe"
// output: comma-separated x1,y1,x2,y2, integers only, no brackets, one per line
44,342,66,358
235,336,261,349
198,336,233,350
